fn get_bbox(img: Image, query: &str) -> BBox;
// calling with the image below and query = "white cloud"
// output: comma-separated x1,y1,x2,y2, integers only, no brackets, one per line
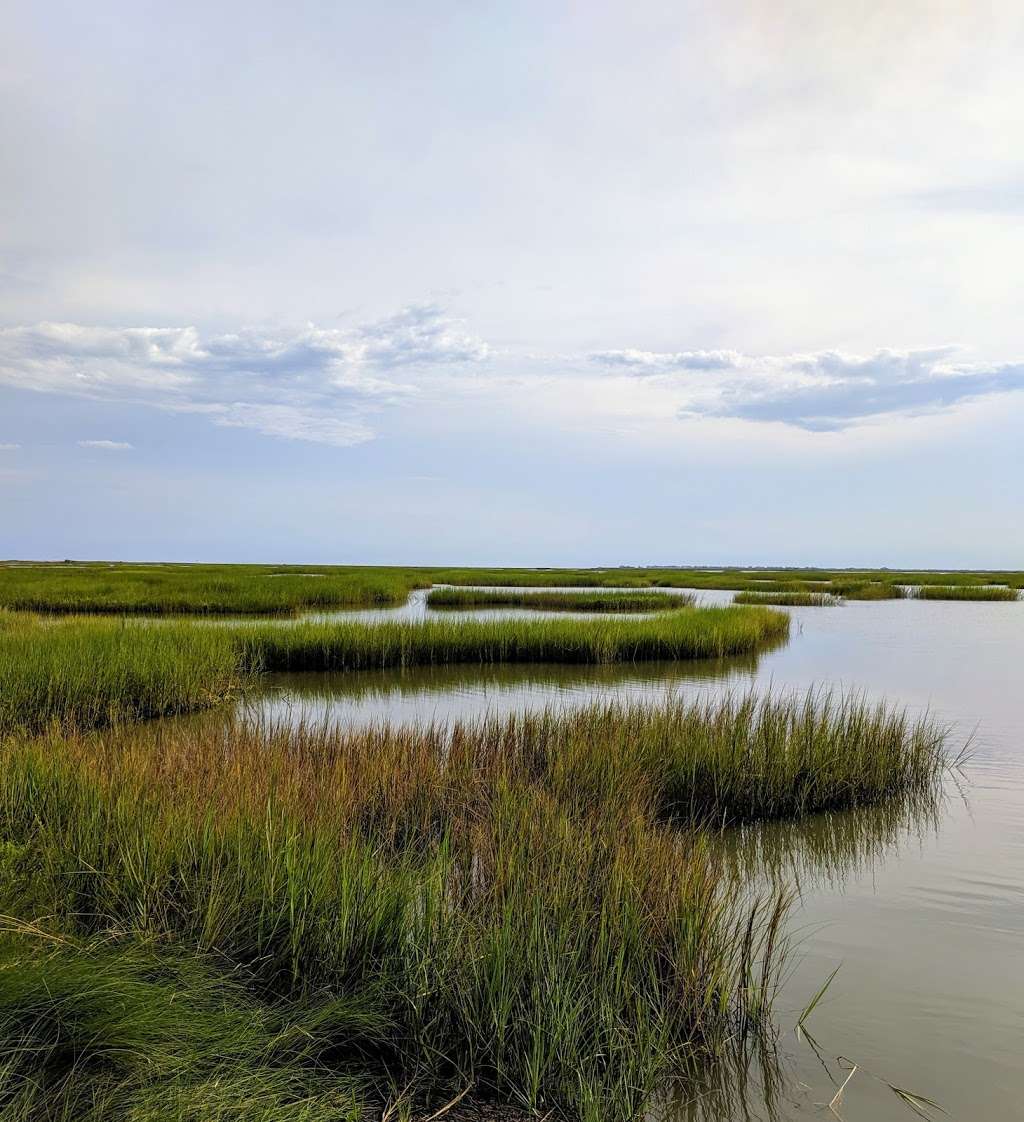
0,305,488,447
77,440,133,450
0,443,19,451
590,346,1024,431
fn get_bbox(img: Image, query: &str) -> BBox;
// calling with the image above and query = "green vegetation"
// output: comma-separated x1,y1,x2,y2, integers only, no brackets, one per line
0,563,425,615
3,561,1022,615
0,614,242,736
0,688,947,1120
426,587,694,611
827,582,907,601
733,591,838,607
0,609,788,736
912,585,1019,602
233,609,789,674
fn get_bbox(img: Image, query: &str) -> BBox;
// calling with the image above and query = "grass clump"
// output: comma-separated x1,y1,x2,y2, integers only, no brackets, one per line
829,582,907,601
0,689,947,1118
426,588,694,611
733,591,838,607
911,585,1019,602
0,689,947,1119
0,932,372,1122
0,698,827,1121
231,608,789,674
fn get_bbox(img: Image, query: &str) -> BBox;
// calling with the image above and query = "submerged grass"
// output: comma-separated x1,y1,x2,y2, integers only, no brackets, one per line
425,588,695,611
0,608,789,736
0,688,947,1120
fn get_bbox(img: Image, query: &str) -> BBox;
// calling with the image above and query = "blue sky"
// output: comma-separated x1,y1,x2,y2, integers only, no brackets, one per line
2,0,1023,565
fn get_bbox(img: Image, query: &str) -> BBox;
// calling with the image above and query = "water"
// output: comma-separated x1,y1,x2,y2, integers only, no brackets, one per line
223,592,1024,1121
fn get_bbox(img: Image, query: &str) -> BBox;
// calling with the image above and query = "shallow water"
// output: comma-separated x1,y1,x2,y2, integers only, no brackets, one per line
223,592,1023,1121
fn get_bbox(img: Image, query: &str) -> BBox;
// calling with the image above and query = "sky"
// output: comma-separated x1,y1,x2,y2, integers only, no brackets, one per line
1,0,1023,566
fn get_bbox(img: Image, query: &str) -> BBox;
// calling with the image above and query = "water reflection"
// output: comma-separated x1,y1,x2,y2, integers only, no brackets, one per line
717,790,946,897
224,653,764,731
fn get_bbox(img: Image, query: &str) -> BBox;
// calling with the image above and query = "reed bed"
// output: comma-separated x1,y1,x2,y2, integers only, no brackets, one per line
0,689,946,1120
426,588,694,611
733,591,838,607
911,585,1019,602
0,609,788,737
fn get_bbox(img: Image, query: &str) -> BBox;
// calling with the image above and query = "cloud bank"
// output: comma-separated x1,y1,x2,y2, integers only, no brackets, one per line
0,305,488,446
3,303,1024,444
590,346,1024,431
77,440,133,451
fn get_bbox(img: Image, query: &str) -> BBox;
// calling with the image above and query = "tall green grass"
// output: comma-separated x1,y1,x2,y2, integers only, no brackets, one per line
4,562,1022,615
0,609,788,736
733,591,838,607
911,585,1019,601
0,614,242,736
425,587,695,611
231,609,789,674
0,690,946,1119
828,581,907,600
0,563,425,615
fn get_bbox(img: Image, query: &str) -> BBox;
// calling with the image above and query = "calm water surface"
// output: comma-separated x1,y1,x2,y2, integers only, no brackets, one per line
223,591,1023,1121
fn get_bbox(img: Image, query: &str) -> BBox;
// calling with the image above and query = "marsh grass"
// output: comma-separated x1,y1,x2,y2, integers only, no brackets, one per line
0,609,788,737
912,585,1019,601
0,931,371,1122
0,564,425,615
4,562,1022,615
0,688,946,1120
425,588,695,611
0,614,243,736
828,582,908,600
231,609,789,675
733,592,838,607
